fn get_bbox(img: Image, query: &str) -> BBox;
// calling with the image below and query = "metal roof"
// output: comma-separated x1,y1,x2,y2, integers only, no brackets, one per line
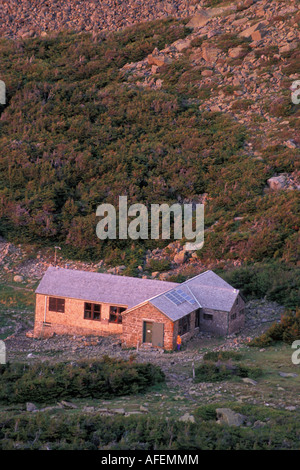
35,266,178,308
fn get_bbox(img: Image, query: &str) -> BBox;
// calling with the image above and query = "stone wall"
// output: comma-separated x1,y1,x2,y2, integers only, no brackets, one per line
173,310,199,344
199,307,229,336
227,294,245,335
33,294,124,338
122,302,175,350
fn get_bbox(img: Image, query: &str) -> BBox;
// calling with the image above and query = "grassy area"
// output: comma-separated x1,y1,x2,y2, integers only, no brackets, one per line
0,283,35,340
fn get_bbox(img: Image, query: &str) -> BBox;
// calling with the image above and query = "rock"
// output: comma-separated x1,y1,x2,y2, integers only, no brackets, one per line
201,43,222,64
284,140,297,149
216,408,246,426
59,400,78,409
267,175,287,190
173,251,186,264
279,42,298,54
186,10,212,29
147,48,172,67
26,402,38,412
201,69,213,77
113,408,125,414
285,406,297,411
179,412,195,423
159,272,170,281
242,377,257,385
279,372,298,378
13,275,24,283
239,22,267,41
172,37,192,52
228,45,247,59
237,0,254,10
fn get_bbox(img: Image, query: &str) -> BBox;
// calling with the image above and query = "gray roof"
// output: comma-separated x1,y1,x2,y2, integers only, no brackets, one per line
147,270,239,321
36,267,239,322
35,266,178,308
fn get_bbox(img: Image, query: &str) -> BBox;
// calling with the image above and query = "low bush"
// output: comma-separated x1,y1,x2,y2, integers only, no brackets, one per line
194,361,262,383
203,351,243,362
0,357,165,404
146,258,171,272
249,308,300,347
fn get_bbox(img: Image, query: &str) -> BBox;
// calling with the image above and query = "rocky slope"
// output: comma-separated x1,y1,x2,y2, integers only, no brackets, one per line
2,0,204,39
120,0,299,188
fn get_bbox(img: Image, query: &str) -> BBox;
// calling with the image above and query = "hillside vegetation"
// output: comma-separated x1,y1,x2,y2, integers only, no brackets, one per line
0,16,298,267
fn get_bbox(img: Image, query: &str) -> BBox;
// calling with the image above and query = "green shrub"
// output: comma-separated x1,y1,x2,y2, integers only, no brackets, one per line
203,351,243,362
194,361,262,382
0,358,165,404
146,259,171,272
250,308,300,347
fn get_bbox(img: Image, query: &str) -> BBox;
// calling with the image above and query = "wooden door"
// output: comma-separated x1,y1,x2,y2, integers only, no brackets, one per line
152,322,164,348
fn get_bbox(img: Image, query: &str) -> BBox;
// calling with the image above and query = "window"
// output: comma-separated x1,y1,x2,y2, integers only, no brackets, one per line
49,297,65,313
231,312,237,321
109,306,126,323
203,313,213,321
239,308,245,316
195,308,201,328
178,314,190,335
84,303,101,321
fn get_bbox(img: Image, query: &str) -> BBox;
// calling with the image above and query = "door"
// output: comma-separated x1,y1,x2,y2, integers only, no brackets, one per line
143,321,164,347
143,322,153,343
152,322,164,348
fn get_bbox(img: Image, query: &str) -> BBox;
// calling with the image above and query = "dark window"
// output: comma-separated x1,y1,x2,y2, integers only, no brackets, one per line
231,312,237,321
195,308,201,328
109,306,126,323
178,314,190,335
203,313,213,321
49,297,65,313
84,302,101,321
239,308,245,316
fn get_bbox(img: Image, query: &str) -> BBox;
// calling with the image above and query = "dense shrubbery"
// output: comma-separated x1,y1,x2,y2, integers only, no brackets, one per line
0,22,298,270
221,262,300,308
194,361,262,383
203,351,242,362
1,404,300,449
0,357,165,404
249,308,300,347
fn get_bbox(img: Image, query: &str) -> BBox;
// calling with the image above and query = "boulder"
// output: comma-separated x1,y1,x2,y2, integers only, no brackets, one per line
228,45,247,59
147,48,172,67
201,43,222,63
267,175,287,190
26,402,38,412
279,41,298,54
179,412,195,423
239,22,267,41
186,10,211,29
242,377,257,385
216,408,246,426
13,275,24,283
174,251,186,265
279,372,298,378
172,37,192,52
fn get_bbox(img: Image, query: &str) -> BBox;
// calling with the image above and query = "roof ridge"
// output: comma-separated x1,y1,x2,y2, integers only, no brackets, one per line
183,270,237,291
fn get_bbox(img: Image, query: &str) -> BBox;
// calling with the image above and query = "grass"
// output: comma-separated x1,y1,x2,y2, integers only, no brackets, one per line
0,283,35,339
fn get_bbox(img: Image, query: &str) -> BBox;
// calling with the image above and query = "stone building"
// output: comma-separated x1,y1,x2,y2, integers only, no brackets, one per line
33,266,245,349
